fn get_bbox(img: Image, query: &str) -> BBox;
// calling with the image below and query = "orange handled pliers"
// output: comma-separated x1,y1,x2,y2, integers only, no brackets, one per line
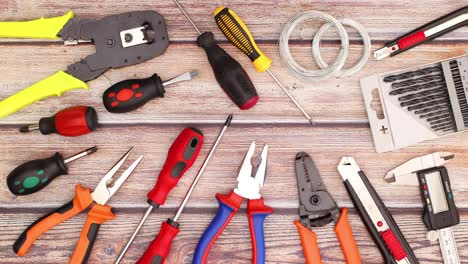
13,148,143,264
294,152,361,264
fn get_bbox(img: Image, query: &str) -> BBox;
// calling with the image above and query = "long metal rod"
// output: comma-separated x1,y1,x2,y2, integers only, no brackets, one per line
174,0,202,35
115,205,154,264
266,69,315,125
173,114,233,221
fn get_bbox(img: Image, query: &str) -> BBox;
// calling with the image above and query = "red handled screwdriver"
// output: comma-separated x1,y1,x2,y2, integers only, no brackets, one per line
115,127,204,263
135,114,232,264
19,106,98,137
103,71,198,113
174,0,259,110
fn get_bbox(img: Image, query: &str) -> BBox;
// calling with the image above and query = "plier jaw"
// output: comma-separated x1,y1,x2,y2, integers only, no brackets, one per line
91,147,144,205
234,142,267,200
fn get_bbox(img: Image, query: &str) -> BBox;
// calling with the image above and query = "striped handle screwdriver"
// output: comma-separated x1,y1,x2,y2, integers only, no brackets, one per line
213,6,315,125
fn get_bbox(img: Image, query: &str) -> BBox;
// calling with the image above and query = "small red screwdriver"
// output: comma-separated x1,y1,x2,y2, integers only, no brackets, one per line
19,106,98,137
115,127,204,263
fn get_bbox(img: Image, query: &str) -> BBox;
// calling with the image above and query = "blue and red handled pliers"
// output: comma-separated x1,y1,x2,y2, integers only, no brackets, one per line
193,142,273,264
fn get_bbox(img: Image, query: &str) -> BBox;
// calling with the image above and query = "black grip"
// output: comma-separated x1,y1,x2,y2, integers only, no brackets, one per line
7,153,67,195
344,171,419,264
80,223,102,264
38,115,56,135
388,6,468,56
197,32,258,110
103,74,165,113
84,107,99,132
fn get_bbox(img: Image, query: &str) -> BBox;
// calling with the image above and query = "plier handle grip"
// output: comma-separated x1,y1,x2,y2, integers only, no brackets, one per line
193,142,273,264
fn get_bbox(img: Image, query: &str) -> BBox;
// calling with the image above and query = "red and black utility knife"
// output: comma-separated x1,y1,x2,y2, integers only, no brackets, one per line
375,6,468,60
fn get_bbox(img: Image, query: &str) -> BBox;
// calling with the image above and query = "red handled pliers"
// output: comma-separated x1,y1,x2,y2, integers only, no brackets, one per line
193,142,273,264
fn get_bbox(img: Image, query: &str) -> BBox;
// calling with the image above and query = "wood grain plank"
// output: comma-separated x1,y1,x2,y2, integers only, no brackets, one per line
0,210,466,264
0,0,465,42
1,125,467,209
0,43,466,124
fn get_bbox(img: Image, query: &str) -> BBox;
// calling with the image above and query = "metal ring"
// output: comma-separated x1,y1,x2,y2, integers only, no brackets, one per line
312,18,371,78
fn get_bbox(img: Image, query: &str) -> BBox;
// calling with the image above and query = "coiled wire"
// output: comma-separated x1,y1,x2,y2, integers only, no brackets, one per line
279,11,370,81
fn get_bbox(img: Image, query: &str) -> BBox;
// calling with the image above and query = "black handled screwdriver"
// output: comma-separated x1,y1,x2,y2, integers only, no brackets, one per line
174,0,259,110
103,71,198,113
7,147,97,196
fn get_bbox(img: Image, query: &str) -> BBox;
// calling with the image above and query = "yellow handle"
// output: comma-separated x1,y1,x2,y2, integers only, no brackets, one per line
214,6,271,72
0,71,88,118
0,11,73,39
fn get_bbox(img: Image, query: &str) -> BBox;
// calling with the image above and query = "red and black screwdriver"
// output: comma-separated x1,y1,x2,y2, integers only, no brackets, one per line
136,114,232,264
114,127,204,263
174,0,259,110
103,71,198,113
19,106,98,137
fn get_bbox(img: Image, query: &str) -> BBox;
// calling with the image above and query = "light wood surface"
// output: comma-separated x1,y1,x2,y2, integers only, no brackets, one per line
0,1,467,263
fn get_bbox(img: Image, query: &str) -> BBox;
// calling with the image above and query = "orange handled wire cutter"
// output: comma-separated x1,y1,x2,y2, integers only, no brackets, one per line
12,148,143,264
294,152,362,264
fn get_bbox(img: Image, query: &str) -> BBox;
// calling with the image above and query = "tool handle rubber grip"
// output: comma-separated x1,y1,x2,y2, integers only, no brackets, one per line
69,204,115,264
39,106,98,136
196,32,258,110
214,7,272,72
136,219,180,264
147,127,204,206
0,71,88,118
102,74,165,113
7,152,67,195
0,11,73,39
13,185,93,256
334,208,362,264
293,220,322,264
388,6,468,56
247,198,273,264
193,191,243,264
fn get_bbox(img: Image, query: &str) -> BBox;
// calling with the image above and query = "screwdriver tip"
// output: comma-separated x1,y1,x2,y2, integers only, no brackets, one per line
225,114,233,127
19,126,29,133
189,70,199,79
87,146,98,154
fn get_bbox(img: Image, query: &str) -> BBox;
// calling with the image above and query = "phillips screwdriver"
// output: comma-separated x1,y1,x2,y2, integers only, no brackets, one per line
19,106,98,137
135,114,232,264
114,127,204,263
103,71,199,113
7,146,97,196
174,0,259,110
214,6,315,124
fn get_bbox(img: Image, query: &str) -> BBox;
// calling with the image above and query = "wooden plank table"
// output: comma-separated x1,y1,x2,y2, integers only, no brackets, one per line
0,1,467,263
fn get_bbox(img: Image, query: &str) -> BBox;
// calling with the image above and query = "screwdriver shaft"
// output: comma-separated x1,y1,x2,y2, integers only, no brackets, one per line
19,124,39,133
173,114,232,222
63,146,98,164
174,0,201,35
115,205,154,264
267,69,315,125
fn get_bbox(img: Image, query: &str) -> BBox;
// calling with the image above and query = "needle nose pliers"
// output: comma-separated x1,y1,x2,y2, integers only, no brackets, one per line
294,152,361,264
193,142,273,264
0,10,169,118
13,148,143,264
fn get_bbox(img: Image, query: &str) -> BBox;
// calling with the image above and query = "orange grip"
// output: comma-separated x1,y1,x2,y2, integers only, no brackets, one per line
334,208,362,264
294,220,322,264
69,204,115,264
14,184,93,256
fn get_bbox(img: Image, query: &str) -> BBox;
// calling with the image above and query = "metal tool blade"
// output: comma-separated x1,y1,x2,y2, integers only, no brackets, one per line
163,70,199,87
295,152,326,192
